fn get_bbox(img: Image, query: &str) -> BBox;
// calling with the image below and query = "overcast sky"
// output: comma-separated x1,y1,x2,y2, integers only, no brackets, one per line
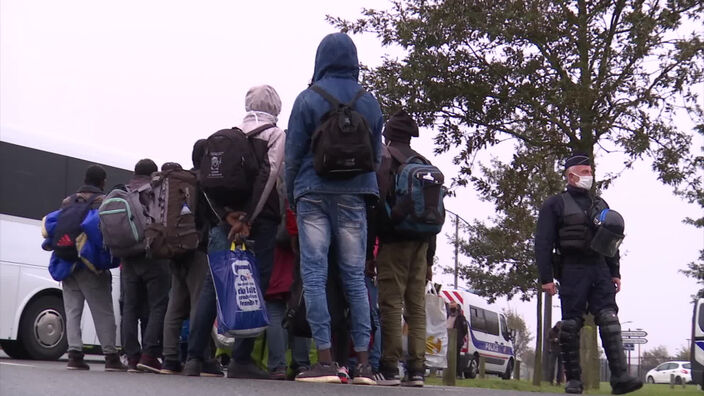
2,0,702,359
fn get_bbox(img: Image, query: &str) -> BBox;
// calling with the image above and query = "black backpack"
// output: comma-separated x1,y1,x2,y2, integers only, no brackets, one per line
51,193,100,261
199,124,274,203
310,85,375,179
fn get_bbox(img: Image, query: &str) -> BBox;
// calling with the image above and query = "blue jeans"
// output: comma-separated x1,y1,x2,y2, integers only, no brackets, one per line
366,276,381,372
296,193,371,352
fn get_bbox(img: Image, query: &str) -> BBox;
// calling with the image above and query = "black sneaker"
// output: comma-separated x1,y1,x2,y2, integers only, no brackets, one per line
227,361,268,379
67,350,90,371
104,353,127,372
402,369,424,387
565,379,584,394
374,368,400,386
295,362,341,383
352,363,376,385
183,359,202,377
160,359,183,375
201,359,224,377
269,366,287,380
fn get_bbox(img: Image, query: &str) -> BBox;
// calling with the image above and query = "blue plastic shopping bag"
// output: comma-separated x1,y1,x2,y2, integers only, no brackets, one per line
209,242,269,338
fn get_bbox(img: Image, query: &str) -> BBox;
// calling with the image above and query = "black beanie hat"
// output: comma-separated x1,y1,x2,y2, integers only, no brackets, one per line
192,139,207,169
564,153,591,171
134,158,158,176
383,110,419,143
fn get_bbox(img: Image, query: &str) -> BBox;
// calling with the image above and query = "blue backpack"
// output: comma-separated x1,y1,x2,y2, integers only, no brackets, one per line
385,146,446,237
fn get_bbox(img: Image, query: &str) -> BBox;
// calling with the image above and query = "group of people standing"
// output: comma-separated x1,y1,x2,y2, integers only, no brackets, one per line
42,32,438,387
39,31,643,395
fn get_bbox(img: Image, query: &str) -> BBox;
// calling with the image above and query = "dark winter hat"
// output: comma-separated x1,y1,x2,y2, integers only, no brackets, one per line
564,152,591,171
192,139,207,169
383,110,419,143
134,158,157,176
161,162,183,171
84,164,107,187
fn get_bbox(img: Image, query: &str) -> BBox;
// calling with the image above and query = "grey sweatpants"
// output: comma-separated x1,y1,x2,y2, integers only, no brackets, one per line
162,250,209,361
62,267,117,354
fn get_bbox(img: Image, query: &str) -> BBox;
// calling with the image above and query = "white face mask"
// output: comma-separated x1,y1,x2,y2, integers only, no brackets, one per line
571,173,593,190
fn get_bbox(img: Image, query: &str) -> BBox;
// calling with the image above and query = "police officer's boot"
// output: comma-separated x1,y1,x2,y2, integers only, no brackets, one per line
559,319,583,394
596,309,643,395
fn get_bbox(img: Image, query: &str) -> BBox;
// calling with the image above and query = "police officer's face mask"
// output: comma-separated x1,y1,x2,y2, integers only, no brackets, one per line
570,173,593,190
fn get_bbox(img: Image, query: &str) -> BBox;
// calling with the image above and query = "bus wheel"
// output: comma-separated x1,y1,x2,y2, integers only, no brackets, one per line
0,340,29,359
18,295,67,360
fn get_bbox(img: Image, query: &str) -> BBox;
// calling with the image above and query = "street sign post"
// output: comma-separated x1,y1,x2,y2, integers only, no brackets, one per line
622,330,648,338
622,338,647,344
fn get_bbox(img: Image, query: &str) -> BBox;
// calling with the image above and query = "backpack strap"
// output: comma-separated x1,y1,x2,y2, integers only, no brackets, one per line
245,124,276,140
310,85,341,108
347,89,366,107
387,145,430,166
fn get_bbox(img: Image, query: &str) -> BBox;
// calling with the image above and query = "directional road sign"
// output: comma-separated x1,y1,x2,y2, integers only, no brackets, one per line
623,343,635,351
621,338,647,344
622,330,648,338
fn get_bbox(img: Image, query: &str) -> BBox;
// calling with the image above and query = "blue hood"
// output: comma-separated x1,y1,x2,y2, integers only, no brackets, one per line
313,33,359,82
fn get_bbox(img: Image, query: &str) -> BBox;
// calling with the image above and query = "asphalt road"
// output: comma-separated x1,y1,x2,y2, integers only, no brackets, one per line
0,355,563,396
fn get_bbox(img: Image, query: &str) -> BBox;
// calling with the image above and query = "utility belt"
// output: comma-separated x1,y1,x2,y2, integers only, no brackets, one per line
552,252,602,281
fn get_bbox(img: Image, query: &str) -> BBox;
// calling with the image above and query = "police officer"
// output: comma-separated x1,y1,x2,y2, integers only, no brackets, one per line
535,153,642,395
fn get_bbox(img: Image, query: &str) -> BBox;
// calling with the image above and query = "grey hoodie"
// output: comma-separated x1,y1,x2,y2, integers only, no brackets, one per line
239,85,285,224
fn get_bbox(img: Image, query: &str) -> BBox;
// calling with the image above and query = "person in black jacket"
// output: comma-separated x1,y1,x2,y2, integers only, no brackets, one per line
534,153,641,395
368,110,436,387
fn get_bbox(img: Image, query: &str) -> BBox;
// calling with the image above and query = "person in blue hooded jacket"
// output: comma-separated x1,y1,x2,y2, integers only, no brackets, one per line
285,32,383,385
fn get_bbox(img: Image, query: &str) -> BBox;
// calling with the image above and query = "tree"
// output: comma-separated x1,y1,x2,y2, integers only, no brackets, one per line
675,344,691,361
331,0,704,301
503,308,534,360
641,345,670,374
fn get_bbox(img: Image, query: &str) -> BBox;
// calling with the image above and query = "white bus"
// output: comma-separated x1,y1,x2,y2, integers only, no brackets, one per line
440,288,515,380
0,141,131,360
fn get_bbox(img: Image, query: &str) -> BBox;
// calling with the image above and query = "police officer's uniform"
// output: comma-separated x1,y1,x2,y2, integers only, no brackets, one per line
535,155,641,395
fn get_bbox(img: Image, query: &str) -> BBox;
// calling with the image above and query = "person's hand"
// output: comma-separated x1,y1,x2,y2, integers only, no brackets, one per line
365,259,376,278
225,211,250,242
426,266,433,283
612,277,621,293
542,282,557,296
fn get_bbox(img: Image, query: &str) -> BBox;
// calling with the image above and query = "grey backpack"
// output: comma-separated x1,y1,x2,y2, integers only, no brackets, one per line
98,185,150,258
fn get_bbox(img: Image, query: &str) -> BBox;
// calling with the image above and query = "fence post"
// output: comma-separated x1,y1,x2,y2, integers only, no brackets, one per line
670,373,675,389
479,356,486,379
443,328,457,386
514,359,521,380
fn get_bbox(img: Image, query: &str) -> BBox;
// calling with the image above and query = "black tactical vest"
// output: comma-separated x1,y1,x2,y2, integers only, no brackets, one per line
557,192,606,254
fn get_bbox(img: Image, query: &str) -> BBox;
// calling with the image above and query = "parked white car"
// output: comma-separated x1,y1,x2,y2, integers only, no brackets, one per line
646,361,692,385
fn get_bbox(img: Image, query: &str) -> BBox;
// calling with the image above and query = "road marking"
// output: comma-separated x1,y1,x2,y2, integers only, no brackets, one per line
0,362,35,368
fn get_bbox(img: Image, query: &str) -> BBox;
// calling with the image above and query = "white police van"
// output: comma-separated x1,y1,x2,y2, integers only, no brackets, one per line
440,288,515,379
0,140,130,360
